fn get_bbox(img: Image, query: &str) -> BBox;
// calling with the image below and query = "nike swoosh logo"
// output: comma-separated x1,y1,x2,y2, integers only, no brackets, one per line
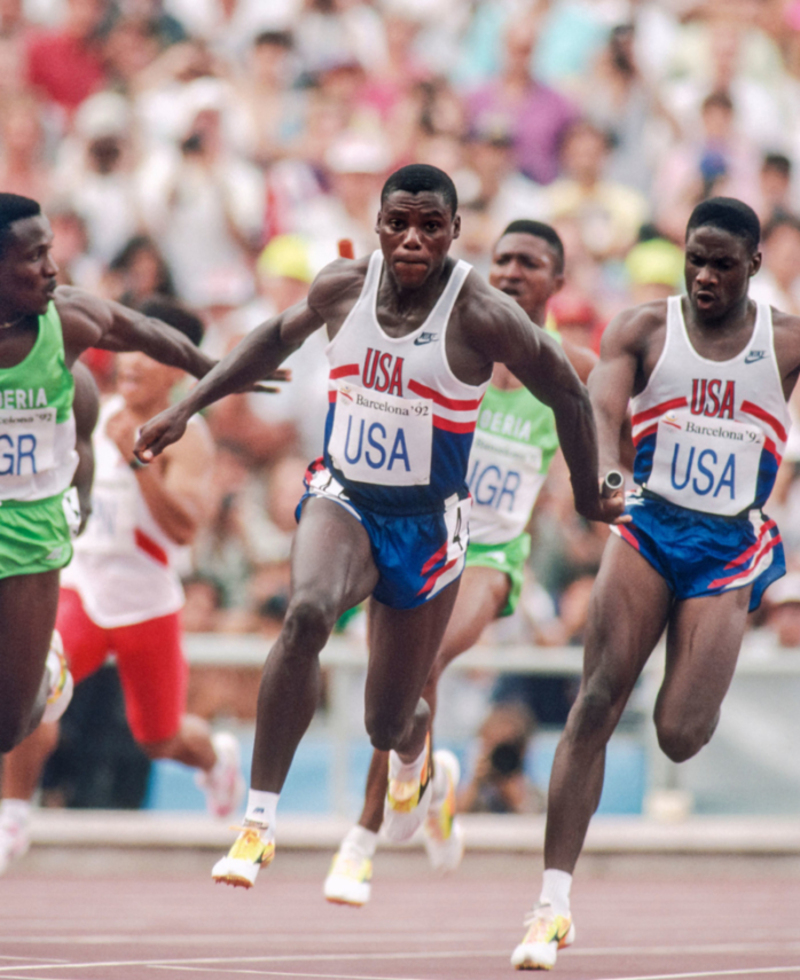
414,333,438,346
744,350,767,363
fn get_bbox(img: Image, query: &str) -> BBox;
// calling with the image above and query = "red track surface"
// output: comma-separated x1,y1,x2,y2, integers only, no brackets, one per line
0,850,799,980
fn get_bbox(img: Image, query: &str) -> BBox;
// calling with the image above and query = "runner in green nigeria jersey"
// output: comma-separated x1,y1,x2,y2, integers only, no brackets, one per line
0,192,217,754
324,220,600,908
0,301,77,579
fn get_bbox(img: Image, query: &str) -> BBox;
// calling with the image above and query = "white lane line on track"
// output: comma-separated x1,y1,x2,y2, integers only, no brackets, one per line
151,969,437,980
595,968,800,980
0,961,67,965
4,941,800,958
0,934,490,947
2,947,800,974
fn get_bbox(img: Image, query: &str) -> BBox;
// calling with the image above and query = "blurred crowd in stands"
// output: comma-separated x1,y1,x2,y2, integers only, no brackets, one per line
7,0,800,807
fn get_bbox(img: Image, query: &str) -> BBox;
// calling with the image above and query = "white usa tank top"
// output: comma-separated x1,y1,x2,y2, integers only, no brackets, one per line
61,396,193,627
630,296,789,517
323,251,489,515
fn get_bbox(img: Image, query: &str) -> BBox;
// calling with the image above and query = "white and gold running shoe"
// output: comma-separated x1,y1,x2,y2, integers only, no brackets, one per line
323,850,373,906
41,631,74,725
510,902,575,970
211,824,275,888
422,749,465,872
383,734,433,842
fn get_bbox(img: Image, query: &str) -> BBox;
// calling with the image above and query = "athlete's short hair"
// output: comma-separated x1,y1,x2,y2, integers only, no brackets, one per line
0,193,41,257
500,219,565,275
686,197,760,253
139,296,204,347
381,164,458,217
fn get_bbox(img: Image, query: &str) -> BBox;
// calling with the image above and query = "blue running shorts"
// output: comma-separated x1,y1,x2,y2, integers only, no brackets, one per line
612,490,785,611
297,460,470,609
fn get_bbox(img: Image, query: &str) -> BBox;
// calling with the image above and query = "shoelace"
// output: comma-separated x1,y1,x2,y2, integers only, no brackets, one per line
523,903,555,927
334,855,369,877
228,824,271,845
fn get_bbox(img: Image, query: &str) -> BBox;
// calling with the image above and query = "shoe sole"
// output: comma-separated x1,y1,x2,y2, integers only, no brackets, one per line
511,923,575,970
323,875,370,907
211,852,272,889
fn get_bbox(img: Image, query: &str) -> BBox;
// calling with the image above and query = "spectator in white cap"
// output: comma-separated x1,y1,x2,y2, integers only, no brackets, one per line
137,76,265,311
295,130,390,272
54,91,146,264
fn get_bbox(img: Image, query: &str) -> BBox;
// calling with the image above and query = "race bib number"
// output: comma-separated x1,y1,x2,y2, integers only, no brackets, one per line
647,409,764,516
468,429,545,519
77,475,138,555
0,407,56,479
328,383,432,486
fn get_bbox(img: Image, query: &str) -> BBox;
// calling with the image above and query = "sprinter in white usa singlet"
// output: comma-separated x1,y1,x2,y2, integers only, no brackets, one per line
136,165,624,896
516,197,800,972
324,220,603,912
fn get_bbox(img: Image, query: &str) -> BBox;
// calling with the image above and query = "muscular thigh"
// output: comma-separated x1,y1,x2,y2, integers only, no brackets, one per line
581,535,673,701
658,585,751,730
291,496,378,615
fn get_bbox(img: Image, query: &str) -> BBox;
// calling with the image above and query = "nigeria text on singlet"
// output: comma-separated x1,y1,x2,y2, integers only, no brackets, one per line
630,296,790,517
0,301,76,502
324,251,489,515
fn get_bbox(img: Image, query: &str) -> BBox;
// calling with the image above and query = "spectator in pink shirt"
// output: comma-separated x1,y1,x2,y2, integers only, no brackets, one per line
465,17,578,185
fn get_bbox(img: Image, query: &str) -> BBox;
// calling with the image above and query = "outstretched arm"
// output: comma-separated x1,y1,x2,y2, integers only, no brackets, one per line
135,299,325,460
56,287,215,379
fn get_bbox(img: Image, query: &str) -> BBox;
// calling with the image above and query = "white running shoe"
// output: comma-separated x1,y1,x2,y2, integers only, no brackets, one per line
197,732,246,819
41,631,73,725
510,902,575,970
211,824,275,888
422,750,465,872
0,813,30,876
323,850,373,906
383,735,433,843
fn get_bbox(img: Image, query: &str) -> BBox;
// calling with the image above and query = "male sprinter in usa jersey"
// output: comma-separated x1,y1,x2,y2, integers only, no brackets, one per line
323,220,598,907
135,165,625,892
512,197,800,970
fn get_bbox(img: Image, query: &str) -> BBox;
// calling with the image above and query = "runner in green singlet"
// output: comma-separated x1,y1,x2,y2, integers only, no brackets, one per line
0,193,218,752
323,220,598,907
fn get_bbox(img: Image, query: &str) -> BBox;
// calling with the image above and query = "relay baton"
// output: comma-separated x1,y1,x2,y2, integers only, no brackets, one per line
601,470,624,498
338,239,355,259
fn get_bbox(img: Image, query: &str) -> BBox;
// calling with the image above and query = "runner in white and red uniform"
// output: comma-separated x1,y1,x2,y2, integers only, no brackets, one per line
135,164,624,892
512,197,800,971
0,299,244,874
323,220,600,908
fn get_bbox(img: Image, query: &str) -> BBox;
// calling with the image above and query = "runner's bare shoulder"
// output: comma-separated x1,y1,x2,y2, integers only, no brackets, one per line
308,256,370,322
769,306,800,383
51,285,108,357
601,299,667,357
